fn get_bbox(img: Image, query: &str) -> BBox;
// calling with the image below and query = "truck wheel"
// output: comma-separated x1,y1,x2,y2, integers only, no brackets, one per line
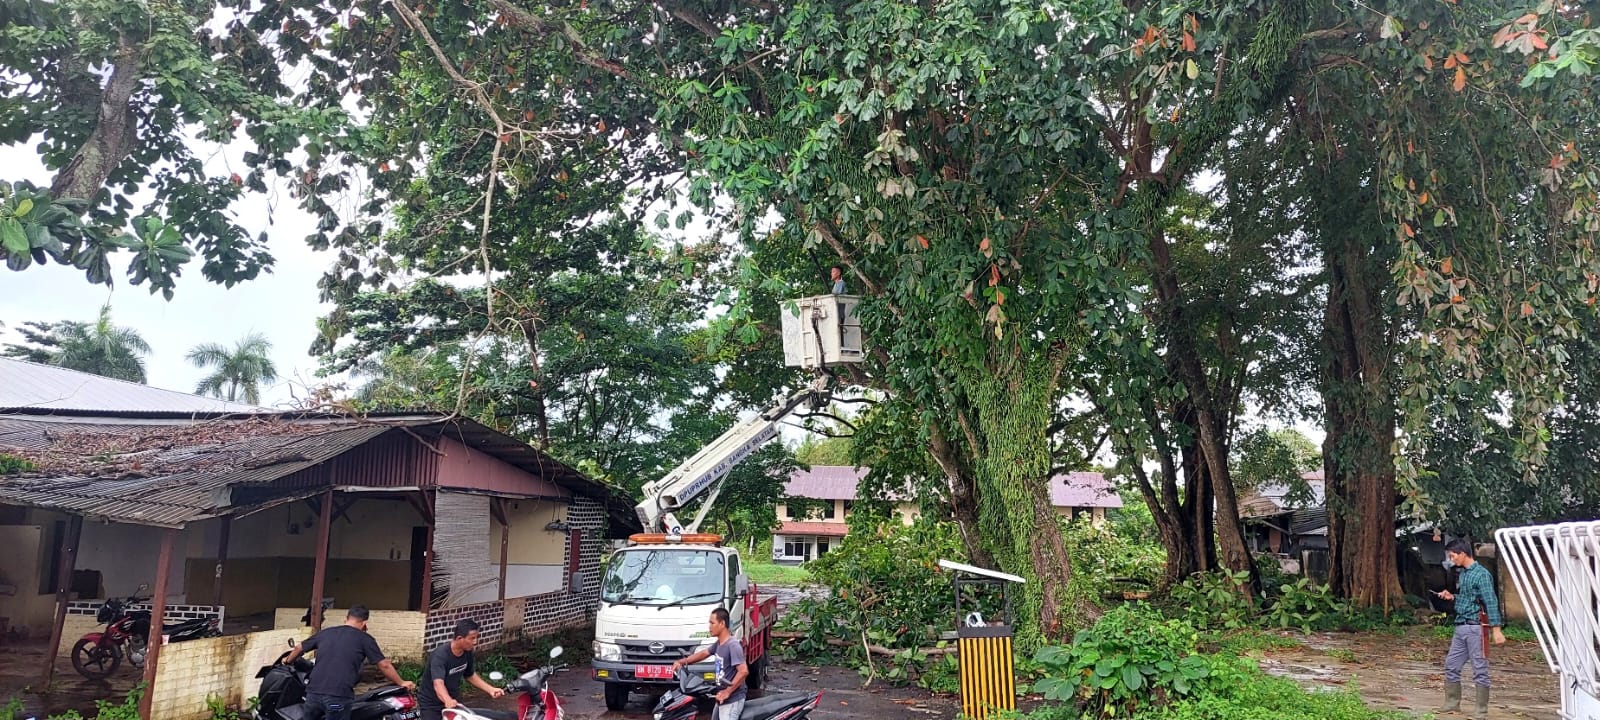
604,682,630,712
747,652,767,691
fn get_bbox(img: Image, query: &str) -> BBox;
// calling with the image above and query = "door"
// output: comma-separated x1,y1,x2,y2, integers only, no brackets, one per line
408,527,428,611
726,553,745,635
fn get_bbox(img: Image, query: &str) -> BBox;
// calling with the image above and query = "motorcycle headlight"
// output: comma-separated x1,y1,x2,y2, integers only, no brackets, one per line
593,641,624,662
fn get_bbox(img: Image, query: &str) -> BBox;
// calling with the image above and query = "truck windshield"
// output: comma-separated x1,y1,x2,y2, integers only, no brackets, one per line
601,549,726,606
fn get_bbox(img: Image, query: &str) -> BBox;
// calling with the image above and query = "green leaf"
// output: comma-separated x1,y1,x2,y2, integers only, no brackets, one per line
1185,59,1200,80
13,198,34,218
0,218,26,255
1120,665,1144,691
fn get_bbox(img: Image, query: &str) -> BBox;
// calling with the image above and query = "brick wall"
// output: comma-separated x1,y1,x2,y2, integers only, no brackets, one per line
521,589,593,637
273,607,426,661
563,498,606,596
423,600,506,652
147,629,308,720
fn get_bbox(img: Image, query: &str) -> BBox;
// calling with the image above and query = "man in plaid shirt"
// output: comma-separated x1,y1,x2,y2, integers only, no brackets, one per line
1435,539,1506,719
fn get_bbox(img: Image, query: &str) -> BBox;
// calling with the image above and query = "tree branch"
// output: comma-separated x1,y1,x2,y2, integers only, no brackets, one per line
486,0,637,81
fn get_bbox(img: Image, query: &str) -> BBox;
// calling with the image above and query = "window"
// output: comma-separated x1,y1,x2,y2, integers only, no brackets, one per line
783,540,813,560
1071,507,1091,521
601,549,727,605
783,504,793,520
817,540,830,556
822,502,837,520
843,500,855,515
727,554,741,599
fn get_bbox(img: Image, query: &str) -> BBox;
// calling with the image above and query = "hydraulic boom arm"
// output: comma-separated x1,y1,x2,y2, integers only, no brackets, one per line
636,376,830,534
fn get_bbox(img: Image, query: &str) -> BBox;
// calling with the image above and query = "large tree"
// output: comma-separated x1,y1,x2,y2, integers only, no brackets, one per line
3,303,151,382
212,0,1597,634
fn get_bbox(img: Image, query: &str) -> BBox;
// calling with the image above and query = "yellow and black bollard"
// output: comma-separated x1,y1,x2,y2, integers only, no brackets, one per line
957,624,1016,719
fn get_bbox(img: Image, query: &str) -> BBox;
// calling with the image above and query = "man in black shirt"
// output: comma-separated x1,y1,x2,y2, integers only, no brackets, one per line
283,606,416,720
418,619,504,719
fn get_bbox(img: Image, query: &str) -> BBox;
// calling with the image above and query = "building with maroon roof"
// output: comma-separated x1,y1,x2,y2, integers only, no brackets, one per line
772,465,1123,563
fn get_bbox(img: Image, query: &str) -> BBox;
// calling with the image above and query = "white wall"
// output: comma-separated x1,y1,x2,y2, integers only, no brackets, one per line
187,498,425,561
77,521,189,601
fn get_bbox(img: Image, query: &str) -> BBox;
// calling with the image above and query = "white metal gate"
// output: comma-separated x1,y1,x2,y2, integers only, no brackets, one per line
1496,521,1600,720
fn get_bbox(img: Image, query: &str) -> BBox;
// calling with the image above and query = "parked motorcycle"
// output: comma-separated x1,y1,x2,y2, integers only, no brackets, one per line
254,639,419,720
302,597,336,627
442,646,565,720
70,584,221,680
652,667,822,720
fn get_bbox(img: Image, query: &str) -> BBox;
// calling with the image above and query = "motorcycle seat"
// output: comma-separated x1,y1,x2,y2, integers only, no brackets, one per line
163,617,214,633
356,685,408,702
738,691,816,718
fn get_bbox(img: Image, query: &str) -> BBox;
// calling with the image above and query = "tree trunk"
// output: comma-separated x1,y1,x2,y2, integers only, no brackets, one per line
966,354,1079,649
929,424,995,568
1147,225,1260,594
1321,219,1404,609
51,37,143,205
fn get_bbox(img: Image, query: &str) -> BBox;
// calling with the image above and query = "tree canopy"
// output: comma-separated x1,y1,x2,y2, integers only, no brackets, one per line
3,303,151,382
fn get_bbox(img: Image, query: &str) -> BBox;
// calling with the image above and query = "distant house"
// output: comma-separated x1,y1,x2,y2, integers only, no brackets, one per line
1239,471,1329,557
771,466,1123,563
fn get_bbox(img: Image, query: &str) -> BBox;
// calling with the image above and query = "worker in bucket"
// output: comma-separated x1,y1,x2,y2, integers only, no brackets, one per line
1434,539,1506,719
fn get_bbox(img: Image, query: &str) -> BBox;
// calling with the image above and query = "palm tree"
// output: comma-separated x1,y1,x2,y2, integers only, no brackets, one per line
187,332,278,405
2,304,152,382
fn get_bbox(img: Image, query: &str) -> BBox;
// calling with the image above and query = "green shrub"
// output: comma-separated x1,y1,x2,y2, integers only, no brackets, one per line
1062,518,1164,597
1030,605,1213,718
1164,571,1255,632
1141,656,1405,720
1260,577,1349,633
782,520,974,656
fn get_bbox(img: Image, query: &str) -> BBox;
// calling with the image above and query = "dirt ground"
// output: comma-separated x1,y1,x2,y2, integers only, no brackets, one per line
1257,627,1560,719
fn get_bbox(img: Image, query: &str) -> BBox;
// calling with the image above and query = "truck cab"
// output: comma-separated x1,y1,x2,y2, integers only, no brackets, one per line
591,536,774,711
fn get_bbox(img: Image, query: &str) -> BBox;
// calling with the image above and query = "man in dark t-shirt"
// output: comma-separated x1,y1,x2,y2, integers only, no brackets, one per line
418,619,504,720
283,606,415,720
671,608,748,720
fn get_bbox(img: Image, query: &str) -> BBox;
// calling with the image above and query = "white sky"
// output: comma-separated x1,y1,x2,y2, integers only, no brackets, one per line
0,147,337,407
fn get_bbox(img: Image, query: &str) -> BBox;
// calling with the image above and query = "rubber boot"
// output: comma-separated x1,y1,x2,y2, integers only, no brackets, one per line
1469,685,1489,720
1439,682,1462,714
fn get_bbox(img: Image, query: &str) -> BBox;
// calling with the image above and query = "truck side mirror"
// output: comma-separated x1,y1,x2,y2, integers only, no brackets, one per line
735,574,749,596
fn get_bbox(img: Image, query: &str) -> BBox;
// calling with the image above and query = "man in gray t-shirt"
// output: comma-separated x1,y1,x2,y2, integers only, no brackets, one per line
672,608,748,720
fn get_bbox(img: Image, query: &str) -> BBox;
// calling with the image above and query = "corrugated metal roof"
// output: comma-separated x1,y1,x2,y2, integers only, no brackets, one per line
777,520,849,537
0,357,262,414
0,416,390,526
0,412,637,532
1049,471,1123,509
1240,471,1326,519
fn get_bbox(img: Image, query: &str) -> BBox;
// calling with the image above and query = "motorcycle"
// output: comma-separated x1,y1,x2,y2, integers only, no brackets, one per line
254,639,419,720
442,646,566,720
303,597,336,627
70,584,221,680
652,667,822,720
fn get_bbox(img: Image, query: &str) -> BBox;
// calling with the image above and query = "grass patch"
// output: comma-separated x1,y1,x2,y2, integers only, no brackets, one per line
747,559,809,585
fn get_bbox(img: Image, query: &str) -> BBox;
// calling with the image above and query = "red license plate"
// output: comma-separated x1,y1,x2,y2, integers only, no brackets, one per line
634,664,674,680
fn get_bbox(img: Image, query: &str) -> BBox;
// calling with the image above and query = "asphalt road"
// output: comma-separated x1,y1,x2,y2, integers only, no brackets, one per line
479,657,958,720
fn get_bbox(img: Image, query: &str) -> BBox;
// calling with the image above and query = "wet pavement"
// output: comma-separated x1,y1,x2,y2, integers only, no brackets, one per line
1258,627,1558,719
474,656,958,720
0,640,138,717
